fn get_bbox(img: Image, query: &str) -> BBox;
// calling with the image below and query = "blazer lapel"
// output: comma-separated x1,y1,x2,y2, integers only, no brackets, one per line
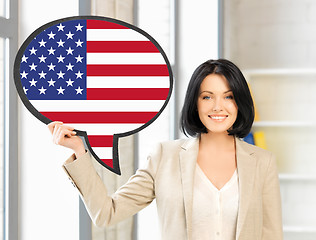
235,137,257,239
179,138,199,240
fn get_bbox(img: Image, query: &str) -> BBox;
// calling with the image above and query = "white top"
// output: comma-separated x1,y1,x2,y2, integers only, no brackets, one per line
192,164,239,240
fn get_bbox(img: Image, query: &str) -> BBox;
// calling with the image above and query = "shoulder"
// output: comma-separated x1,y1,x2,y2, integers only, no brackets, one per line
237,137,274,158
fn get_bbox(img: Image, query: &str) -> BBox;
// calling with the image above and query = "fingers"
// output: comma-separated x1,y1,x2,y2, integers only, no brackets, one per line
48,121,63,134
49,121,76,145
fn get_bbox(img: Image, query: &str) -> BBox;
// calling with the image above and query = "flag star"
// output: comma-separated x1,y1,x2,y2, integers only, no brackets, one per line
66,47,74,55
66,31,74,39
57,39,65,47
66,79,74,86
57,23,65,31
57,55,65,63
75,71,84,79
38,39,46,47
23,87,28,94
47,47,56,55
20,71,28,79
29,63,37,71
29,79,37,86
66,63,74,71
75,55,84,63
57,70,65,79
47,79,56,86
47,31,56,39
75,39,83,47
38,71,47,79
21,55,28,63
75,23,84,31
47,63,56,71
29,47,37,55
38,86,47,94
38,55,47,63
75,86,83,94
57,86,65,95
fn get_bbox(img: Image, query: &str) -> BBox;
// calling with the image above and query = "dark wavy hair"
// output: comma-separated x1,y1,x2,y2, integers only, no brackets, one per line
180,59,254,138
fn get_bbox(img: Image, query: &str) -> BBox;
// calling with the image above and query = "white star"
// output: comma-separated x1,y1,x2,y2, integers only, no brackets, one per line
75,55,83,63
47,47,56,55
57,55,65,63
38,39,46,47
57,39,65,47
29,47,37,55
38,86,47,94
38,55,47,63
66,79,74,86
66,47,74,55
66,31,74,39
66,63,74,71
75,23,84,31
20,71,28,79
29,63,37,71
75,86,84,94
29,79,37,86
21,55,28,63
75,39,83,47
47,31,56,39
23,87,28,94
57,23,65,31
57,70,65,79
75,71,83,79
57,86,65,95
38,71,47,79
47,63,56,71
47,79,56,86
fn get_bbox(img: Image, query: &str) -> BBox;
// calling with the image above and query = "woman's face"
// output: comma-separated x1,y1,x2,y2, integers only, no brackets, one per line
197,74,238,134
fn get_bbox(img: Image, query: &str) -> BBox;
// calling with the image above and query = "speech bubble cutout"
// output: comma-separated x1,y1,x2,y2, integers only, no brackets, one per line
14,16,173,175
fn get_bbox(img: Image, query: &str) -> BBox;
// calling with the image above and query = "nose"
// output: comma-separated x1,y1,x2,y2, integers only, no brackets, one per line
212,97,223,112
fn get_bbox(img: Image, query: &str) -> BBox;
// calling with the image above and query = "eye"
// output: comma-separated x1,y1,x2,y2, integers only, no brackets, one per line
225,95,234,100
202,96,210,100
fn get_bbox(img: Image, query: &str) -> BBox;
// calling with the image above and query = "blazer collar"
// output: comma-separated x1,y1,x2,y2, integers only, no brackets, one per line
179,136,257,240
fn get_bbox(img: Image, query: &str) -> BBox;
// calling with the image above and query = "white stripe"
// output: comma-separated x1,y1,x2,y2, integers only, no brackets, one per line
87,29,148,41
87,76,170,88
67,123,143,135
87,53,165,65
91,147,112,159
31,100,165,111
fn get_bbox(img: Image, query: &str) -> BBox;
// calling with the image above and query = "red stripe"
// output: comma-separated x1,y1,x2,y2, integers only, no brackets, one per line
40,112,158,123
87,65,169,76
87,88,170,100
101,159,113,168
87,20,128,29
87,135,113,147
87,41,159,53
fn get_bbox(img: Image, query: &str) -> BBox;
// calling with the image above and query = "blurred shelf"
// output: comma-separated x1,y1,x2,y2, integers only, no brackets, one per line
244,68,316,76
279,174,316,181
253,121,316,127
283,226,316,233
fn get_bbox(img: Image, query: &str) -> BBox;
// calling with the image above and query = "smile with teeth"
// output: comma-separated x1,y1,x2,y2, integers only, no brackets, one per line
209,115,228,121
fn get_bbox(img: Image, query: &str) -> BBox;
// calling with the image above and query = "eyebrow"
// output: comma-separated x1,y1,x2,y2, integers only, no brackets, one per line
199,90,233,94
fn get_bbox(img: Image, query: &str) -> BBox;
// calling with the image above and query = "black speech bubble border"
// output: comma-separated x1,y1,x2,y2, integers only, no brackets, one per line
14,15,173,175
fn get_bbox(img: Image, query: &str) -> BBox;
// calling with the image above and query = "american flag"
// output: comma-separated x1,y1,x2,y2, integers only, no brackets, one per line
18,18,172,174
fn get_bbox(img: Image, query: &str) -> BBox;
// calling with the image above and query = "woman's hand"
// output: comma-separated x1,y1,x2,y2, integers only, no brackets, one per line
48,121,86,159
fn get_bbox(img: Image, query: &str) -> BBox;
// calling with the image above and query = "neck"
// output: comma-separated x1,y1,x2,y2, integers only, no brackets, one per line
199,131,235,151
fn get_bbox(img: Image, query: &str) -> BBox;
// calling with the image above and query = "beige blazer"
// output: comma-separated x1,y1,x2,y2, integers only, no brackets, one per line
63,137,283,240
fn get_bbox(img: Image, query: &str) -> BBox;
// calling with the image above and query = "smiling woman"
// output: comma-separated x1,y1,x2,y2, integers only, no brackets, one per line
48,58,283,240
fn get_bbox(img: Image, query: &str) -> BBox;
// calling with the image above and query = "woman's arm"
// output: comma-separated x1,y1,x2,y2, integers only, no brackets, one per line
48,121,160,227
262,153,284,239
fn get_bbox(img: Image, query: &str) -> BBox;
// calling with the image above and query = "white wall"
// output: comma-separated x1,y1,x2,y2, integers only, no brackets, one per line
19,1,80,240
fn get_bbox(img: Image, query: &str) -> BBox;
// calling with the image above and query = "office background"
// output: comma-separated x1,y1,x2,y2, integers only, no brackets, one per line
1,0,315,239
